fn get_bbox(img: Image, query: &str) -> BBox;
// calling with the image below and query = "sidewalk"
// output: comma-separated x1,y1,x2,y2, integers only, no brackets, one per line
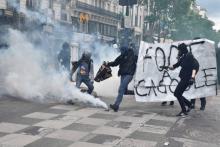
0,94,219,147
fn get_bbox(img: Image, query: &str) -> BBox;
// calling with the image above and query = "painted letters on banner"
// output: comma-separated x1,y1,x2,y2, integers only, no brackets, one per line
134,39,217,102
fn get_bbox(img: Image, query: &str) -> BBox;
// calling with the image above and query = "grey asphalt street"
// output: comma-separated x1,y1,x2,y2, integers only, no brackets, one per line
0,93,220,147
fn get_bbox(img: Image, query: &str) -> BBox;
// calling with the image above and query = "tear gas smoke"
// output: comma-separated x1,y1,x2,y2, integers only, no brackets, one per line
70,34,122,98
0,0,127,108
0,29,108,109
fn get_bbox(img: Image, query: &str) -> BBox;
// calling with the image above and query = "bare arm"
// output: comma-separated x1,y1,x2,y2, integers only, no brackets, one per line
191,69,196,79
169,65,174,70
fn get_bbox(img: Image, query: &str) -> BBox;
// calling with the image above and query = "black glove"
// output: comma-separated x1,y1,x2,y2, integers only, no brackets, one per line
188,78,195,85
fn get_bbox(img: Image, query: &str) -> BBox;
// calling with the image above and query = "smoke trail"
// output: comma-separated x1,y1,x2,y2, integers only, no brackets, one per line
1,0,126,108
0,29,108,109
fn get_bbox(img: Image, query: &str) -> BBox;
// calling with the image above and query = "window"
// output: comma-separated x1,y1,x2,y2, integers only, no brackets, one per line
88,21,97,34
7,0,20,10
107,3,110,11
113,5,116,12
139,16,141,27
99,23,104,35
0,10,3,16
49,0,53,9
101,1,104,8
99,0,101,8
26,0,39,10
61,13,67,21
61,3,66,10
104,24,107,35
72,16,80,32
135,6,138,27
95,0,97,7
26,0,33,8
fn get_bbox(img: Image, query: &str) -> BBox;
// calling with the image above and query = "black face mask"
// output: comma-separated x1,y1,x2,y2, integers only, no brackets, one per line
177,45,188,60
177,50,183,60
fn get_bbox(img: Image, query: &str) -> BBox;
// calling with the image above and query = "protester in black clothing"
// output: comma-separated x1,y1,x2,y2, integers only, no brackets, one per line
169,43,199,117
191,97,206,110
58,42,71,72
107,47,137,112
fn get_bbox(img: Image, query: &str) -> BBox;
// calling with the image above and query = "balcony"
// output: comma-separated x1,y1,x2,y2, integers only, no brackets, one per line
0,9,13,17
75,1,120,20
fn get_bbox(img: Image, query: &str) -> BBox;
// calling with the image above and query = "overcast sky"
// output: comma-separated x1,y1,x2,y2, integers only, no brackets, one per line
197,0,220,31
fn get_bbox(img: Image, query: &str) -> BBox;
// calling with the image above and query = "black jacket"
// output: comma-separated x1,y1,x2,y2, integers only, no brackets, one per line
108,49,137,76
173,52,199,80
72,56,93,74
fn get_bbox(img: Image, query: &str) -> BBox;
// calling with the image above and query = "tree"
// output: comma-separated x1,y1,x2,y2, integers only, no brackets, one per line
142,0,173,42
141,0,220,43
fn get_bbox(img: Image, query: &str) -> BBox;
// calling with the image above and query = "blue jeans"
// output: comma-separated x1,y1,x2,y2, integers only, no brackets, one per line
76,75,94,94
114,75,133,107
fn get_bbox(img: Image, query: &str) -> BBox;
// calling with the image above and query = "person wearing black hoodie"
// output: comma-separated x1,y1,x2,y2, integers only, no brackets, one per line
71,51,94,94
169,43,199,117
107,47,137,112
58,42,71,72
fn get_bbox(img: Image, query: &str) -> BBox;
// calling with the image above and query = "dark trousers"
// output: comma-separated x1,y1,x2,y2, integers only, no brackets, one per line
76,75,94,94
174,79,191,113
191,97,206,108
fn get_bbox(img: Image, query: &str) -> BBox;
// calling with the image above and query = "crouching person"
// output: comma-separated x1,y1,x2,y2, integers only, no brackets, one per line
71,52,94,94
71,51,94,94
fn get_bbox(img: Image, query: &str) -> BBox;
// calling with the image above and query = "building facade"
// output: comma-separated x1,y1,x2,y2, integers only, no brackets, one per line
0,0,26,30
69,0,120,42
0,0,145,46
119,4,144,46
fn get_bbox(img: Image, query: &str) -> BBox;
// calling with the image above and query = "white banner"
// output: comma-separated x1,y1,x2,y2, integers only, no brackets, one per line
134,39,218,102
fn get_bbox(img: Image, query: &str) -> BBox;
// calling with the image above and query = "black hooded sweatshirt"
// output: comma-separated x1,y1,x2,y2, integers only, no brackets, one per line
173,52,199,80
108,49,137,76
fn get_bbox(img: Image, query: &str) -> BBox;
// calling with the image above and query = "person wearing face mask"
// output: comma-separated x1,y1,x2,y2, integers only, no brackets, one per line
106,46,137,112
58,42,71,72
70,51,94,94
169,43,199,117
67,51,94,105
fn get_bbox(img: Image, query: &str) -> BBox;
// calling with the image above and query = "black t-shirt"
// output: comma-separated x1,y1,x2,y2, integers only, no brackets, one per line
173,52,199,80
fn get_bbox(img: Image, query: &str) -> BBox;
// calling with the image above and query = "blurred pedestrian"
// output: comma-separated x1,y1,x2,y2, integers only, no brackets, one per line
191,97,206,110
58,42,71,71
58,42,72,80
161,101,174,106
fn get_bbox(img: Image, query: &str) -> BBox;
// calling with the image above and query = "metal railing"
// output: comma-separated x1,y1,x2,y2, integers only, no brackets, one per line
76,1,120,20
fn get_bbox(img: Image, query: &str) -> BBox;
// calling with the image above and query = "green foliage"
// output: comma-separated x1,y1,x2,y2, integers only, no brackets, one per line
141,0,220,82
142,0,220,44
145,15,158,23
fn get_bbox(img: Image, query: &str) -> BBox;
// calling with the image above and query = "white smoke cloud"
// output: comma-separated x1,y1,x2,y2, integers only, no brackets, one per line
0,29,108,109
1,0,127,109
